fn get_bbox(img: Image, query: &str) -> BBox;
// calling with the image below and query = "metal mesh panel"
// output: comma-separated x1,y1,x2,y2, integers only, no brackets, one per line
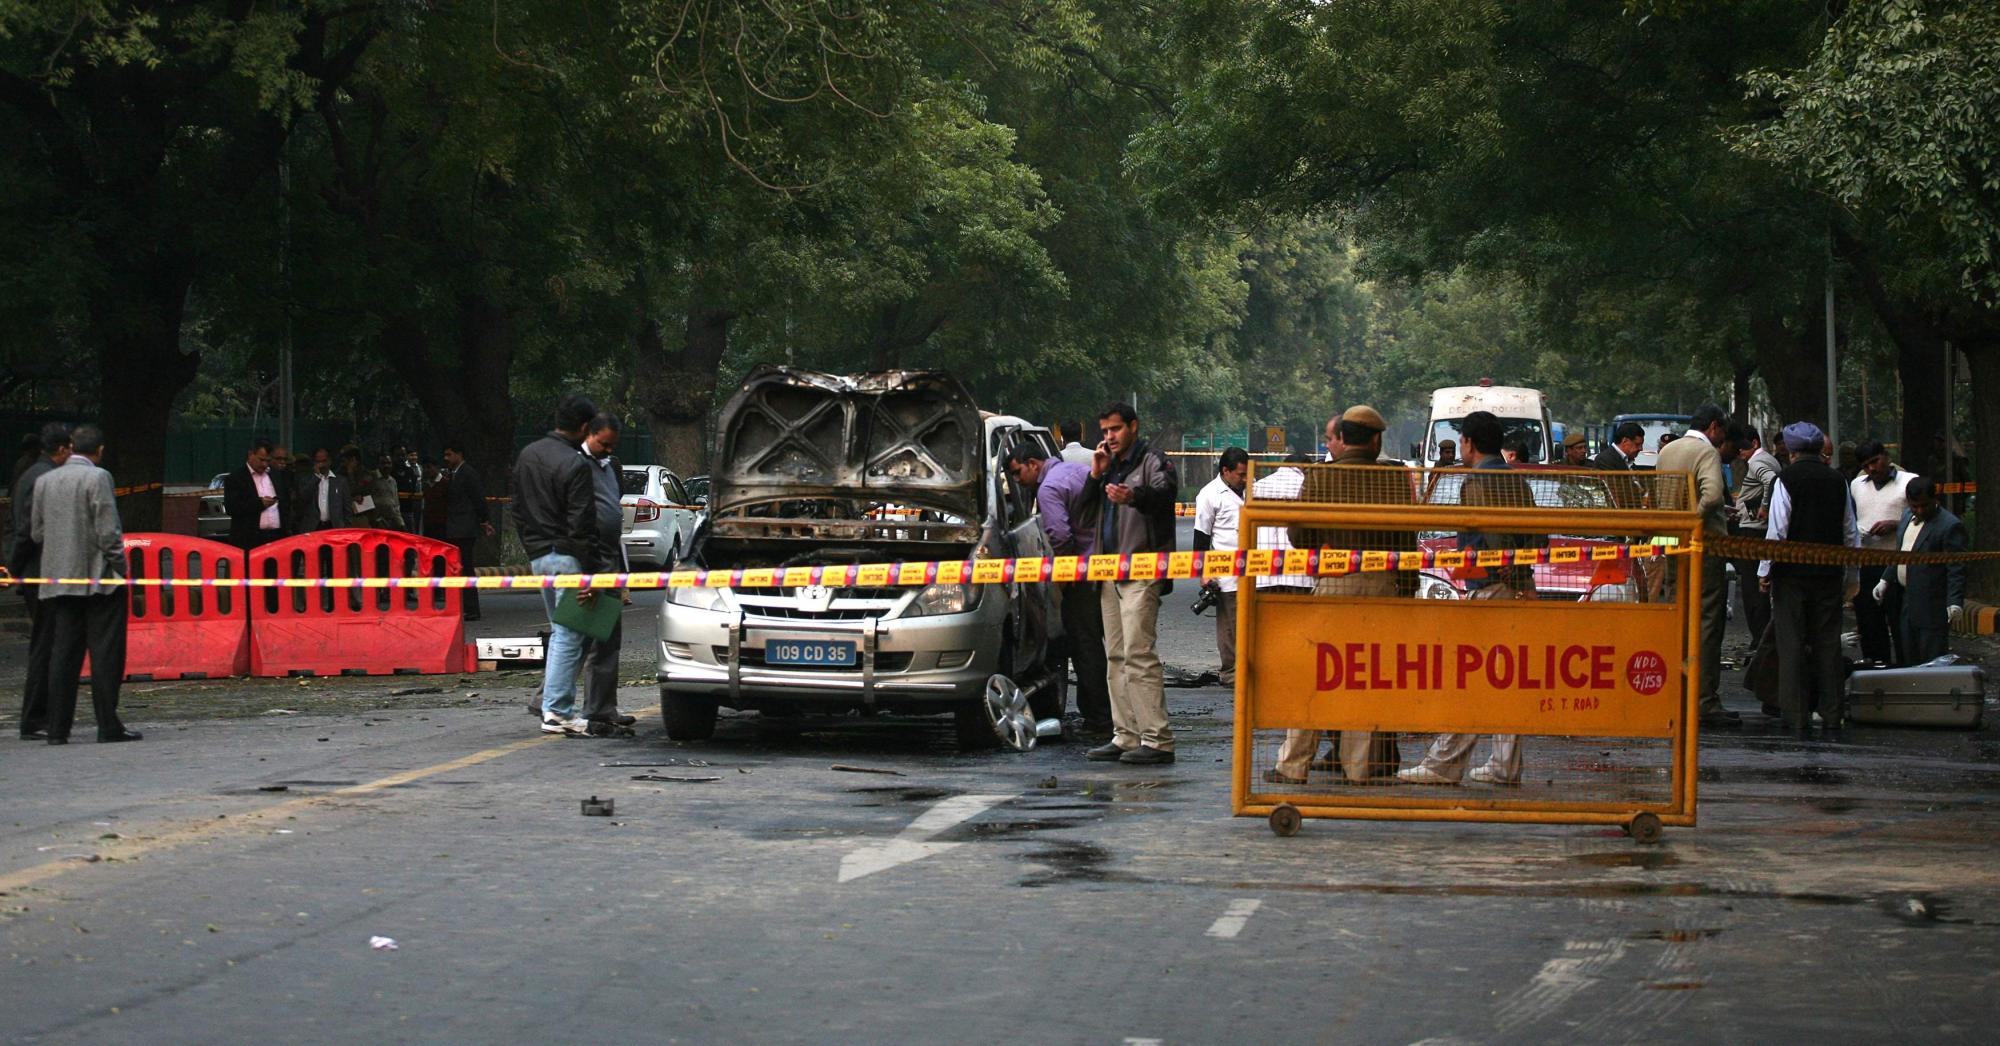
1236,462,1697,821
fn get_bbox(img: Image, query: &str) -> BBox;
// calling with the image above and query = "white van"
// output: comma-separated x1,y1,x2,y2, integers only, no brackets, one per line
1423,381,1554,464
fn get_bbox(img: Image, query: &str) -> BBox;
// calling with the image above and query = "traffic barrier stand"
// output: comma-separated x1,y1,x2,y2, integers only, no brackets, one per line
1234,464,1703,843
248,528,468,677
85,533,249,681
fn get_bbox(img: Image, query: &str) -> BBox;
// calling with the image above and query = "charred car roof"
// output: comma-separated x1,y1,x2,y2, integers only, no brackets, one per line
711,366,984,520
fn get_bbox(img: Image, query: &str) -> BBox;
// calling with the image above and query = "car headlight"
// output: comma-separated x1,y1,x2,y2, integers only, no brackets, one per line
908,583,978,617
1418,575,1460,600
667,585,730,611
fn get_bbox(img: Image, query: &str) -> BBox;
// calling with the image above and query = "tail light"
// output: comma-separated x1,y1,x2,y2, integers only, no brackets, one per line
633,499,661,523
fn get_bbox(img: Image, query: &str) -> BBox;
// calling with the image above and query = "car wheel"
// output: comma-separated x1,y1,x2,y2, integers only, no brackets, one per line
660,686,718,741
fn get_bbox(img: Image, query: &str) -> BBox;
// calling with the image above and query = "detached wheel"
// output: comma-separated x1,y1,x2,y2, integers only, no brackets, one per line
1627,812,1663,845
1269,803,1303,837
660,687,717,741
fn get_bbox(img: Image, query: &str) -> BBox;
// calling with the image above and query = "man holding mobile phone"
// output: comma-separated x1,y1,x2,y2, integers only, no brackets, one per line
1085,403,1179,766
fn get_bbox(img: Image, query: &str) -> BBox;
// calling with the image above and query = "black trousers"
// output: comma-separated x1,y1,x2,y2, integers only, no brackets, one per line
45,592,129,741
453,537,481,618
1773,574,1844,730
1852,565,1903,665
1730,557,1771,653
18,585,56,735
578,616,623,723
1055,580,1111,727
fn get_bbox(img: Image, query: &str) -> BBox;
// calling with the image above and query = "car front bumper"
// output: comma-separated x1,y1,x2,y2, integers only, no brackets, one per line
657,599,1003,712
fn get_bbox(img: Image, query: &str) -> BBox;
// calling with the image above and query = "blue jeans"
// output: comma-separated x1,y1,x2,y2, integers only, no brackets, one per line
534,553,589,718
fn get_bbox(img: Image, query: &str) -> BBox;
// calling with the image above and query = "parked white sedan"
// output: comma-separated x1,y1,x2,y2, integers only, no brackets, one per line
620,465,701,569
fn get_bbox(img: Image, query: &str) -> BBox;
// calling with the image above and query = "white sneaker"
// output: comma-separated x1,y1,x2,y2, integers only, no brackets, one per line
540,715,571,735
1396,765,1457,785
1467,766,1519,786
558,716,592,736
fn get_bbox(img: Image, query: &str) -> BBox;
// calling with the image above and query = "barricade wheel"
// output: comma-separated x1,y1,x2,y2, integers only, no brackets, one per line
1627,812,1663,845
1269,803,1303,838
661,687,718,741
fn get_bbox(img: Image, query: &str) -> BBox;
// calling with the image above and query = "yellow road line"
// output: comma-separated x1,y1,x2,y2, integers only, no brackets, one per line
0,705,658,896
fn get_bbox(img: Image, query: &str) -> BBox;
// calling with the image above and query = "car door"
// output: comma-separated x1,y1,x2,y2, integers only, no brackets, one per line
990,424,1058,676
662,470,697,560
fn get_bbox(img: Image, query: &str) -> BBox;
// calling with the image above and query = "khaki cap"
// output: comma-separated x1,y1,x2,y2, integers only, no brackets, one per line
1564,430,1587,448
1341,404,1387,432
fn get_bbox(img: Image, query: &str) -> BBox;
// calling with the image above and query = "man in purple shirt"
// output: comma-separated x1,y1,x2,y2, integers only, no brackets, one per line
1007,444,1111,739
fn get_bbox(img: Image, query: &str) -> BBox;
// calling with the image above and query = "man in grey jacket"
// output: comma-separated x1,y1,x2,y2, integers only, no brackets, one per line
1083,403,1180,766
10,422,70,740
29,424,140,745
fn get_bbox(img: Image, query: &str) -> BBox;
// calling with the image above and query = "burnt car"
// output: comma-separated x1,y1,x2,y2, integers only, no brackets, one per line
656,367,1062,748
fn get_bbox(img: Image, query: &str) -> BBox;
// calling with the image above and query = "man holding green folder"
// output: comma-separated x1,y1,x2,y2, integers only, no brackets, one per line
514,394,599,735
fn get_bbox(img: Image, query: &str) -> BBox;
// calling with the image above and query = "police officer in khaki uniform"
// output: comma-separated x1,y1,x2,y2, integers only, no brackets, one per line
1264,405,1417,785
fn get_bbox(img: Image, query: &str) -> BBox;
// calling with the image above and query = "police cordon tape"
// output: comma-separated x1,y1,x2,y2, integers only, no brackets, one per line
0,541,1680,590
3,535,1994,591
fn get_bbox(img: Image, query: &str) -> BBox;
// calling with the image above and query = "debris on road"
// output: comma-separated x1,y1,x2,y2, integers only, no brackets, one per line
600,761,684,768
631,774,722,783
580,796,615,816
390,686,443,696
369,935,398,951
262,708,301,716
258,785,290,792
831,764,905,777
1037,776,1059,789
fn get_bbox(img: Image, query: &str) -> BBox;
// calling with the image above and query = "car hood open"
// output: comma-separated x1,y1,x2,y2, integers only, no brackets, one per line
711,366,983,520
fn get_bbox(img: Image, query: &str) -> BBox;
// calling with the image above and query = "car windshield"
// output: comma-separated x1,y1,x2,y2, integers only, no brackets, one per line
619,469,651,497
1431,418,1546,463
1634,419,1687,453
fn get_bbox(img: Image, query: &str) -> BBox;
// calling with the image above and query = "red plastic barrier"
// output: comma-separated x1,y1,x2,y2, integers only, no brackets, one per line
85,533,250,681
247,528,467,677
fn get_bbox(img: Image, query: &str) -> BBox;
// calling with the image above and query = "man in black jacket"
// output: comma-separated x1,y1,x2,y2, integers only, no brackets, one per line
1083,403,1180,766
223,438,294,549
9,422,70,740
1592,422,1643,471
1759,422,1860,740
441,442,494,621
1877,477,1969,664
513,393,598,734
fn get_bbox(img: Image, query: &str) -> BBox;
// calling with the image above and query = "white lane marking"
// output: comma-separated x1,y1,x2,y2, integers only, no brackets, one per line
1123,1039,1164,1046
838,794,1012,883
1204,898,1264,939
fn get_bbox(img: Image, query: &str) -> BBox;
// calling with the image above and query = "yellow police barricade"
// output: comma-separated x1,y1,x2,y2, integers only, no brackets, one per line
1233,463,1701,842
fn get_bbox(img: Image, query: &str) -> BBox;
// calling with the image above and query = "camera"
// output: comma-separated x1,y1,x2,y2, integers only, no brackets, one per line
1190,582,1222,616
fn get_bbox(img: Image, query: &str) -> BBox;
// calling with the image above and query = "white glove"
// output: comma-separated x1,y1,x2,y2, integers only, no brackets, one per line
1948,605,1963,626
1872,579,1887,602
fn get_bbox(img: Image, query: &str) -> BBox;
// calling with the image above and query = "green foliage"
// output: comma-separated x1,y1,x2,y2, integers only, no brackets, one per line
1736,0,2000,305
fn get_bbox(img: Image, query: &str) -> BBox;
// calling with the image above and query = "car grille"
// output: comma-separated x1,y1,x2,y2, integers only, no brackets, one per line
735,586,906,621
720,647,915,673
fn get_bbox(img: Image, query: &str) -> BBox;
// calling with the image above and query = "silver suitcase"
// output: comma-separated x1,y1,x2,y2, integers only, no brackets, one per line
1845,661,1987,729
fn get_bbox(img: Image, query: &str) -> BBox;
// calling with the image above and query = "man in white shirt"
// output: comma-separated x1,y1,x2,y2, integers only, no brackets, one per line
1758,423,1860,738
1848,440,1915,664
1249,453,1317,594
1192,448,1248,685
294,447,350,532
223,438,292,548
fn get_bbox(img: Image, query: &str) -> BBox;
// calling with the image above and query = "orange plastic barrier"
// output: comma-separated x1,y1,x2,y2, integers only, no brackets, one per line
85,533,250,681
247,529,469,677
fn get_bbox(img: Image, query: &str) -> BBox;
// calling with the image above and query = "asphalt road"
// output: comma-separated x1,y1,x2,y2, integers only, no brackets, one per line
3,524,1999,1043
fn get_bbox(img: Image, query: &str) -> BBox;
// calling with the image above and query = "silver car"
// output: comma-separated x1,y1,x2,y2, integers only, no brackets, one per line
656,367,1061,749
619,465,701,569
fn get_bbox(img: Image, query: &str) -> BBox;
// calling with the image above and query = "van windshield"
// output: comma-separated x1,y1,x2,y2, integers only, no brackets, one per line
1431,418,1546,463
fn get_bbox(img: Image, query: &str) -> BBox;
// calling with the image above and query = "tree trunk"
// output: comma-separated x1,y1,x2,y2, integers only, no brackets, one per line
1747,306,1827,427
378,301,517,496
633,307,736,475
96,259,198,532
1960,341,1999,601
1729,357,1755,424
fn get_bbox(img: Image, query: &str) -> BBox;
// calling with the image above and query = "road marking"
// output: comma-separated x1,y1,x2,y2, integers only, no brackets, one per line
837,794,1011,883
0,718,608,896
1204,898,1264,939
1123,1039,1164,1046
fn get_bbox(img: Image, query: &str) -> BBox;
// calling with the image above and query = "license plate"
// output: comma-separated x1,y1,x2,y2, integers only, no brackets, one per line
764,639,857,667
